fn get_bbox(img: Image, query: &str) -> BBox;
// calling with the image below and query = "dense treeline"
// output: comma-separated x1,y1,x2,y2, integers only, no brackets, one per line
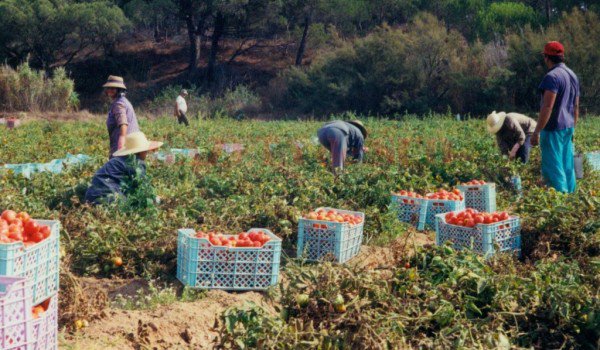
0,0,599,115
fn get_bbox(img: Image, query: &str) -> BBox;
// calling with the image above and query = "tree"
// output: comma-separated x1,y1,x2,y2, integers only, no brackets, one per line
0,0,130,69
477,2,540,40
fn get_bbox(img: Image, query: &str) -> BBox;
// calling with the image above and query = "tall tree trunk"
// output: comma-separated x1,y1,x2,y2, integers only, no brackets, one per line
207,12,225,83
185,16,201,74
295,13,311,66
545,0,551,22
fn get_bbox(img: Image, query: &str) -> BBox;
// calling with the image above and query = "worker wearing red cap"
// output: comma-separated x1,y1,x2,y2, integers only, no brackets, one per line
531,41,580,193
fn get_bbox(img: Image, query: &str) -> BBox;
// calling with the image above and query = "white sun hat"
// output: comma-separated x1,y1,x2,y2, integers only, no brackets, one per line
486,111,507,134
112,132,164,157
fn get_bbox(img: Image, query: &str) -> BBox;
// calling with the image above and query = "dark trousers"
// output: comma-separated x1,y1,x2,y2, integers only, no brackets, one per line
516,135,532,163
178,112,189,126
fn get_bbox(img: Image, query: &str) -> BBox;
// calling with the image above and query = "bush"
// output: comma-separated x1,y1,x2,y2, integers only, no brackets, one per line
0,62,78,112
281,13,471,116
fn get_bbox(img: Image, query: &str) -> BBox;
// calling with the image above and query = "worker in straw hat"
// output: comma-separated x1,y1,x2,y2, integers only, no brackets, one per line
317,120,368,175
85,132,163,205
486,111,537,163
103,75,141,159
530,41,580,193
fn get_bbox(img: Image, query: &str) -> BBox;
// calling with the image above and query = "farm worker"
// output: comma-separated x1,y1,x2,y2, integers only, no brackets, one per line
317,120,367,175
530,41,580,193
85,132,163,205
103,75,141,159
486,111,537,163
175,89,190,126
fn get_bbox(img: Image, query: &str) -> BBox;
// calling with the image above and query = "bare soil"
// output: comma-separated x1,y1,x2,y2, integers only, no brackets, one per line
59,236,433,350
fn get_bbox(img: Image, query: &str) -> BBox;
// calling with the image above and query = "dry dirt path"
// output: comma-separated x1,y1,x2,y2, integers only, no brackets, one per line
60,231,434,349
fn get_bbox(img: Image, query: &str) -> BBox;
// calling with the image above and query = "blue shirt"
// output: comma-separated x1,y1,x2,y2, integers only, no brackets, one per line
538,63,579,131
321,121,365,160
85,156,146,204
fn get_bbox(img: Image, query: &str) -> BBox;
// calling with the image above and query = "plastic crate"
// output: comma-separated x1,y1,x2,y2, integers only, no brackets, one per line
424,199,465,230
29,295,58,350
457,183,497,213
0,220,60,305
435,212,521,257
297,208,365,263
177,229,282,290
586,151,600,171
390,195,428,230
0,276,32,350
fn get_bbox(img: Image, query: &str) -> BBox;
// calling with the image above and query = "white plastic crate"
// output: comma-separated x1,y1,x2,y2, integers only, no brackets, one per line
457,183,497,213
0,220,60,306
177,229,282,290
0,276,32,350
297,208,364,263
435,212,521,257
29,295,58,350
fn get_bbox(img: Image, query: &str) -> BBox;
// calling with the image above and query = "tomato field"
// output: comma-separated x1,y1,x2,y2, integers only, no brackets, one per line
1,115,599,349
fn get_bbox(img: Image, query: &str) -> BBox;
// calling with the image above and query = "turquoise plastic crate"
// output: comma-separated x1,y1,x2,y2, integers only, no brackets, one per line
435,212,521,257
177,228,282,290
424,199,465,230
297,208,364,263
0,220,60,306
390,195,428,230
586,151,600,171
457,183,497,213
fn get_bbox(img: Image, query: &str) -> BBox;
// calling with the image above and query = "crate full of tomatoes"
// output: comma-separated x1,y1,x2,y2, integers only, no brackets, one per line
457,180,497,213
435,209,521,257
177,228,282,290
297,208,364,263
0,210,60,305
391,189,465,230
30,295,58,350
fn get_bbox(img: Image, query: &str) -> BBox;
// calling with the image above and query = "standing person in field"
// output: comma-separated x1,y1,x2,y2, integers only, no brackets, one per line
103,76,140,159
85,132,163,205
530,41,580,193
486,111,537,163
317,120,367,175
175,89,190,126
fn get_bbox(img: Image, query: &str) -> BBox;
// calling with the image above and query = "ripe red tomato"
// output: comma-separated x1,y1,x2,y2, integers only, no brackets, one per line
499,212,510,221
474,215,484,224
40,226,51,239
1,210,17,224
24,220,39,236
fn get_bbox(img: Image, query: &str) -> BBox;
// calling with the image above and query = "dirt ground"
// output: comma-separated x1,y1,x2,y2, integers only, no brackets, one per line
59,233,434,350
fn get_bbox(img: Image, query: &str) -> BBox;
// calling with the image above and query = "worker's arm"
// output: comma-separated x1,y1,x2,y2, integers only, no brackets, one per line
531,91,557,146
118,124,128,150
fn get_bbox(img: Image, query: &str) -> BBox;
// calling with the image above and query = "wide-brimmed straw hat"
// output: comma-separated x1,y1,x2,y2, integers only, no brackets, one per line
347,120,368,139
103,75,127,90
113,132,163,157
486,111,506,134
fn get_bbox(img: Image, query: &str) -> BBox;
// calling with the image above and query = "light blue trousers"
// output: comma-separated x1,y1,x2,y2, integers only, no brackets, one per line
540,127,576,193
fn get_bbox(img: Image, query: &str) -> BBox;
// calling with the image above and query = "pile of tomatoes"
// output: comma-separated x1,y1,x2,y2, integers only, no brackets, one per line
394,189,463,202
303,209,363,225
195,230,271,248
444,209,511,228
1,210,52,245
462,180,487,186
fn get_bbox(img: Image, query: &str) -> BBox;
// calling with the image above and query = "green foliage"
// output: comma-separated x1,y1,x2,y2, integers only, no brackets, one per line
477,2,540,40
0,0,130,68
0,62,78,112
282,14,470,115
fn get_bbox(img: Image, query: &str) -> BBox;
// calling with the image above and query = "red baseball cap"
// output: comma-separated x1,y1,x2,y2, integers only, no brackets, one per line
543,41,565,56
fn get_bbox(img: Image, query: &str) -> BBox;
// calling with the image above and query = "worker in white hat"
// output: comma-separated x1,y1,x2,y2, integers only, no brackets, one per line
85,132,163,205
486,111,537,163
103,75,141,159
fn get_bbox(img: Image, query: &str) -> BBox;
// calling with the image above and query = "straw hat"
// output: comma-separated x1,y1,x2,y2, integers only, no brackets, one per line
102,75,127,90
113,132,163,157
347,120,368,139
486,111,506,134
